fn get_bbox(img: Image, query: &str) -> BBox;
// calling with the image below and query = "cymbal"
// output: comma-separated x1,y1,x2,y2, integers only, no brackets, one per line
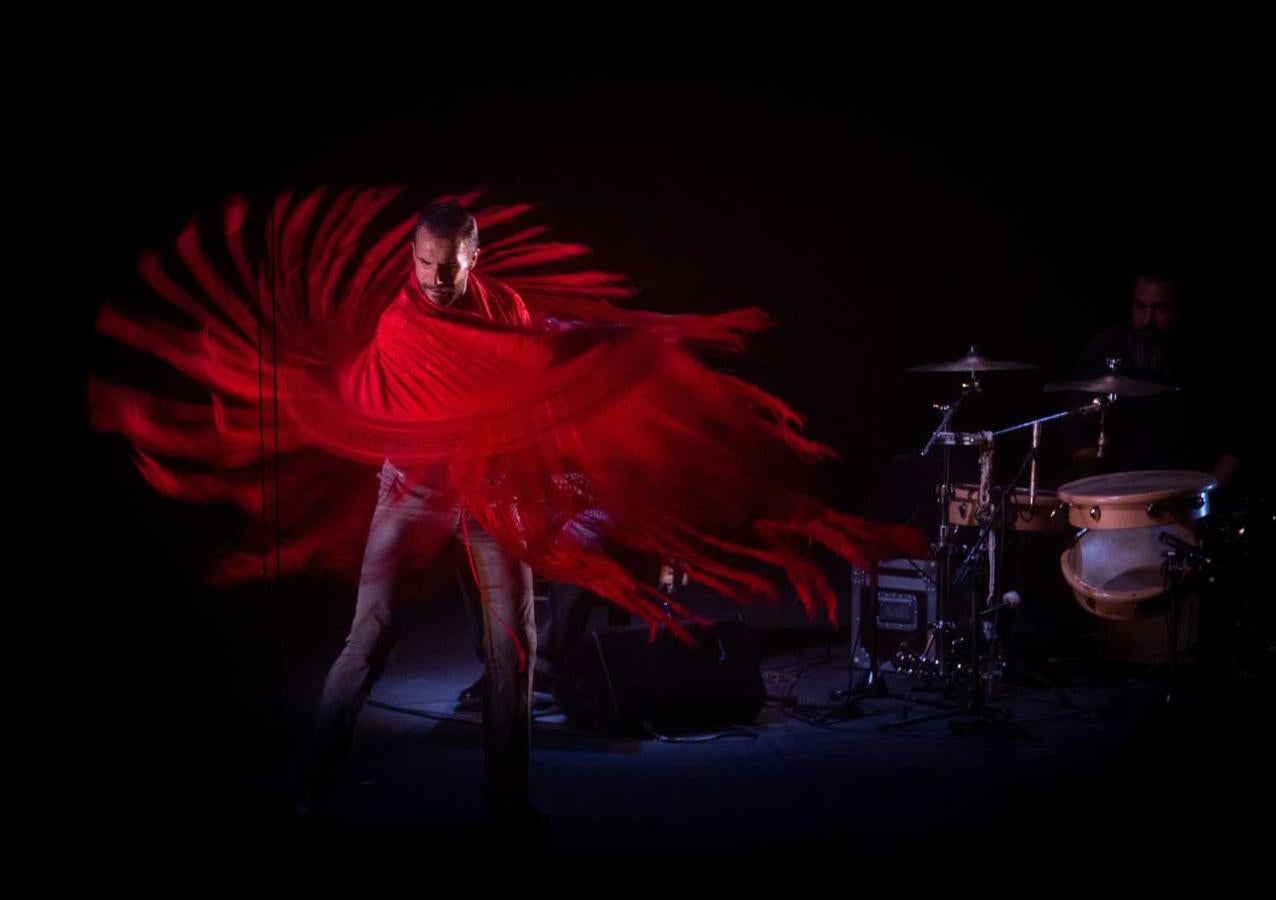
908,346,1038,373
1043,374,1180,396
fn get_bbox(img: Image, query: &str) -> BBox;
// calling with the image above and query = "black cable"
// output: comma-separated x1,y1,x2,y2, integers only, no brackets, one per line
641,723,759,743
365,698,648,740
366,698,484,727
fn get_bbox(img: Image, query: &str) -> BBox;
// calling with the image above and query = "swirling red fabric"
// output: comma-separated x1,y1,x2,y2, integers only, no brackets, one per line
90,187,927,640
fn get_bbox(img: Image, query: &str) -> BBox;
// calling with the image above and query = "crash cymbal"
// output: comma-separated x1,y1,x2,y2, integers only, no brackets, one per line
908,346,1038,373
1043,374,1179,396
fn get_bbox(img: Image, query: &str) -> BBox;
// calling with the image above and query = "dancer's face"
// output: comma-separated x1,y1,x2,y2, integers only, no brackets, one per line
412,228,478,307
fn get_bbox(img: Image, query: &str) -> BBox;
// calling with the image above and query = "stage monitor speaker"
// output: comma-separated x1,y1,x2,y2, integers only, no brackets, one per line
554,620,765,736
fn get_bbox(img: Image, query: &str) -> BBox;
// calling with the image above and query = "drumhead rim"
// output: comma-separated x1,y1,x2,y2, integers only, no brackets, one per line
1058,469,1217,505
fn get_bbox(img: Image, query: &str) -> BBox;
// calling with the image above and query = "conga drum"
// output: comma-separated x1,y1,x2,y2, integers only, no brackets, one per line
1057,470,1216,661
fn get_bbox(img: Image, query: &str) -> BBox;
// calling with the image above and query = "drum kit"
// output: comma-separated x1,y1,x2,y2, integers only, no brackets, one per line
852,346,1225,721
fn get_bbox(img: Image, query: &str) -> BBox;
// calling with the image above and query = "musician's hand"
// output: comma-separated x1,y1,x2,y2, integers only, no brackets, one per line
1213,453,1242,489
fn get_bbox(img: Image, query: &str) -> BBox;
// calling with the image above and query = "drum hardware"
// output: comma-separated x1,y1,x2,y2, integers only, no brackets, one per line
1044,359,1180,462
1160,531,1214,568
881,346,1244,715
941,419,1103,721
834,561,955,717
1146,532,1217,706
1163,529,1226,704
838,363,989,718
1043,358,1181,399
918,375,987,682
940,432,1078,725
1147,495,1207,519
870,352,1098,731
1197,497,1274,685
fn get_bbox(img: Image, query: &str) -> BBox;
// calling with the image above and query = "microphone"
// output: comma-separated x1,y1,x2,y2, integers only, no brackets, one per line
980,590,1022,617
1159,532,1213,566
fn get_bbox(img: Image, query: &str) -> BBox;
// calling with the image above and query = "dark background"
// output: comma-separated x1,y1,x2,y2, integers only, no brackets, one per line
52,30,1267,837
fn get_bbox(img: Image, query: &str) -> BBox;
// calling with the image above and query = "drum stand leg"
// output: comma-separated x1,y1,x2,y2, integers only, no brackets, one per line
904,445,1064,731
879,522,1016,731
878,588,1017,733
1101,569,1192,715
1163,570,1187,707
834,581,950,718
1168,579,1184,704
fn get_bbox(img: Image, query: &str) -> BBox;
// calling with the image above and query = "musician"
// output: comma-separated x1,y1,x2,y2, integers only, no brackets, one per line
1065,272,1243,486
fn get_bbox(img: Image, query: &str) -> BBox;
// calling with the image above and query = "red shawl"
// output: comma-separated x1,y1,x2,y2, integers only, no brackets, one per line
90,187,927,639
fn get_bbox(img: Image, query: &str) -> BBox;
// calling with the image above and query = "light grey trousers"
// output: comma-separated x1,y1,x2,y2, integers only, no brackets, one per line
309,461,535,805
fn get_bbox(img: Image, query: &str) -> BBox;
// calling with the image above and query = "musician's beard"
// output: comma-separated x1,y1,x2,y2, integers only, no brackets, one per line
1130,327,1175,381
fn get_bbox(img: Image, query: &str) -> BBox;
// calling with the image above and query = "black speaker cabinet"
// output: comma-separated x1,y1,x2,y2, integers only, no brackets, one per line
554,620,765,735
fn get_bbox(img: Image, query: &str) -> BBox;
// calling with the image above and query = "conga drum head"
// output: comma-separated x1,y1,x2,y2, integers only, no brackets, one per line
1057,470,1216,530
